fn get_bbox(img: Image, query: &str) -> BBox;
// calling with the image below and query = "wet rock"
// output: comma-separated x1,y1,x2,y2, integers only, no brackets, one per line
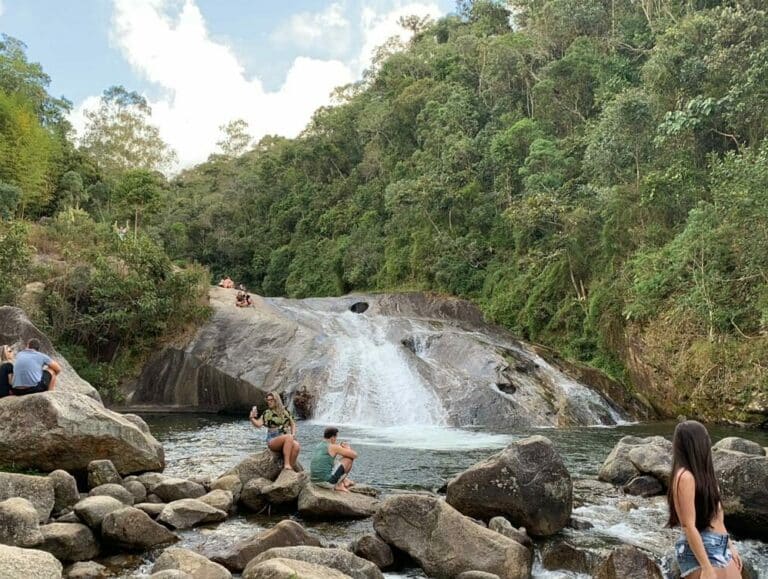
48,470,80,515
135,502,166,518
446,436,572,536
211,475,242,502
87,460,121,489
198,489,234,513
153,547,231,579
73,496,125,530
622,475,664,497
101,506,178,550
240,477,271,512
244,557,352,579
627,443,672,485
37,522,99,562
713,437,766,456
0,543,63,578
598,436,671,487
617,500,639,512
157,498,227,530
487,517,532,549
63,560,110,578
263,469,308,504
0,472,55,522
298,483,379,519
222,450,284,485
567,517,593,530
456,573,500,579
0,497,43,547
244,546,382,579
152,478,207,502
349,485,379,498
352,534,394,569
373,494,531,579
88,483,135,505
539,539,592,575
0,391,164,475
146,493,165,504
212,519,323,572
594,545,662,579
123,480,147,503
713,449,768,540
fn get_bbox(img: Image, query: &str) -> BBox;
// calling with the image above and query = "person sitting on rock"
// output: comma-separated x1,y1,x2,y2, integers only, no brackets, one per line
310,427,357,492
0,345,14,398
236,290,253,307
219,275,234,288
10,338,61,395
249,391,300,470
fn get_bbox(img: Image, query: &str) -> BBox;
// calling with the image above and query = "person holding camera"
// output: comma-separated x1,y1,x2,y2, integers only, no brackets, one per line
310,426,357,492
249,391,300,470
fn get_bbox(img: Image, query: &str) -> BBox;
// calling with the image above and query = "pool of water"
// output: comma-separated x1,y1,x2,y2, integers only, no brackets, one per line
123,416,767,578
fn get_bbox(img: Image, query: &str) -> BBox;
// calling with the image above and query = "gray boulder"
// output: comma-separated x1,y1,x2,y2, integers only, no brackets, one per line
152,478,206,502
244,546,382,579
714,449,768,540
88,483,135,505
352,534,394,569
212,519,323,572
538,539,593,575
713,437,766,456
87,460,121,489
210,475,242,502
0,497,43,547
37,522,100,562
244,557,351,579
0,472,55,522
73,496,125,530
153,547,231,579
101,506,178,550
240,477,271,512
373,494,531,579
598,436,671,487
446,436,572,536
222,450,283,485
262,469,307,504
622,475,664,498
48,470,80,515
137,472,169,493
136,502,166,518
157,498,227,530
123,480,148,503
627,443,672,485
595,545,662,579
0,543,63,578
298,483,378,519
198,489,233,513
0,392,164,474
64,560,110,578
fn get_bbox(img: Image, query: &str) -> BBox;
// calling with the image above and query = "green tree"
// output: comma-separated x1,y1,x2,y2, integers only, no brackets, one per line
115,169,165,239
216,119,251,158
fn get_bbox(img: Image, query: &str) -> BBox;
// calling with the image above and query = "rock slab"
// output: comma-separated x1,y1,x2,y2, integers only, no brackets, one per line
0,543,63,579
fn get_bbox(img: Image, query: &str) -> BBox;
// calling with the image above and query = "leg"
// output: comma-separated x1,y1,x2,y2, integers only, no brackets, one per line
333,457,354,492
268,434,294,470
290,440,301,469
47,371,57,391
717,559,741,578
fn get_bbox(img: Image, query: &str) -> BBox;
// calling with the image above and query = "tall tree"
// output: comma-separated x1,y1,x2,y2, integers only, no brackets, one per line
216,119,251,158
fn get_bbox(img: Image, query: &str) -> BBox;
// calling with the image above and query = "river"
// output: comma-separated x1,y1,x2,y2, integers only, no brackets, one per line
119,415,768,578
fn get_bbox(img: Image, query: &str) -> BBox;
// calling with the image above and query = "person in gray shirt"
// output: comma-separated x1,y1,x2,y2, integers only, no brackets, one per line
11,338,61,395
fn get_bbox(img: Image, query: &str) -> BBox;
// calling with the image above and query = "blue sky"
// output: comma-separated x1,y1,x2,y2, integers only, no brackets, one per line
0,0,454,168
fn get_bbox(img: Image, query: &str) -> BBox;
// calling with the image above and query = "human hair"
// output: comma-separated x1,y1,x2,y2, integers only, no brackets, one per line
266,391,287,415
666,420,721,530
27,338,41,351
1,345,12,363
324,427,339,440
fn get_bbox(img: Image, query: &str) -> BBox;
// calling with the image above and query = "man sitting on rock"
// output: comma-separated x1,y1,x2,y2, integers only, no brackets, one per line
10,338,61,395
310,427,357,492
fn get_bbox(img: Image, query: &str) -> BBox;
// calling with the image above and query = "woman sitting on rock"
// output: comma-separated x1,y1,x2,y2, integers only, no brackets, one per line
0,345,14,398
667,420,742,578
249,391,300,470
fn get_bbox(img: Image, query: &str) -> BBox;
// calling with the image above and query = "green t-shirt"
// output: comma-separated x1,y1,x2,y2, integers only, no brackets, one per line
310,442,335,482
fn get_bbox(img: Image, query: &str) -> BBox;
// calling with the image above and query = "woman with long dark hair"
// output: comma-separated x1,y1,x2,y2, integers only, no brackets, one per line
667,420,742,578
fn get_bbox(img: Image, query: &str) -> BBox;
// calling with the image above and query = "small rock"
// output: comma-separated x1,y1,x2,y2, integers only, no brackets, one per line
152,478,206,502
244,557,351,579
150,571,192,579
57,511,81,523
594,545,662,579
122,480,147,503
456,573,500,579
240,477,271,512
87,460,121,489
622,475,664,498
198,489,234,513
64,560,110,578
244,546,382,579
352,534,394,569
617,500,639,513
73,496,125,530
0,497,43,547
48,470,80,515
157,499,227,530
188,474,212,489
135,502,166,519
89,483,135,505
263,469,307,504
539,539,592,575
146,493,165,504
567,517,593,530
488,517,532,548
211,475,242,503
0,543,63,578
137,472,168,493
153,547,231,579
101,506,178,550
38,522,100,562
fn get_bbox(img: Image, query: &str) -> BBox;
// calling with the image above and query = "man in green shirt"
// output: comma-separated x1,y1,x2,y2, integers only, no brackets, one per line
310,427,357,492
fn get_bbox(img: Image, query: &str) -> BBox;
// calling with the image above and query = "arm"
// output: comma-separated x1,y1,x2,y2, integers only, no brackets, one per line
47,360,62,375
333,442,358,460
676,471,716,578
249,407,264,428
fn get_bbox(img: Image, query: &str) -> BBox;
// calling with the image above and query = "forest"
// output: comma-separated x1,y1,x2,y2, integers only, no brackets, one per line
1,0,766,422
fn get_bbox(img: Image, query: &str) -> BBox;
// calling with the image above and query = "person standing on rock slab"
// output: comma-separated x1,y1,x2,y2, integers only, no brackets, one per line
667,420,742,578
310,427,357,492
9,338,61,395
249,391,301,470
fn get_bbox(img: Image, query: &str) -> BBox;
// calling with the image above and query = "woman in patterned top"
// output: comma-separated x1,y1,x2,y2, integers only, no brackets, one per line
249,391,300,470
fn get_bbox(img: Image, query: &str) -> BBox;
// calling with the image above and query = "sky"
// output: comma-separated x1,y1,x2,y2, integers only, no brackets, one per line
0,0,454,169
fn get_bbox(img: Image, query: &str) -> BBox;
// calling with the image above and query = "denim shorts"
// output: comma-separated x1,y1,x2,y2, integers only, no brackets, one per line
265,429,283,444
675,531,732,577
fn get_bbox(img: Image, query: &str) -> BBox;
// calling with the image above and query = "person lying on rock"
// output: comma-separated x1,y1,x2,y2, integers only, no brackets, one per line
10,338,61,395
249,391,300,470
219,275,234,288
310,427,357,492
0,345,14,398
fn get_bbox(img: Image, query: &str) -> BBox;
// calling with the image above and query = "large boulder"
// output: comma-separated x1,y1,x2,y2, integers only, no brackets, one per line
594,545,663,579
101,506,178,550
73,496,125,530
222,451,283,485
598,436,671,487
244,546,382,579
37,522,100,562
0,392,164,474
0,543,63,578
446,436,572,536
152,547,231,579
0,472,55,522
0,497,43,547
244,557,352,579
713,449,768,540
152,478,206,502
48,470,80,515
212,519,323,572
157,498,227,530
298,483,378,519
373,494,532,579
713,437,766,456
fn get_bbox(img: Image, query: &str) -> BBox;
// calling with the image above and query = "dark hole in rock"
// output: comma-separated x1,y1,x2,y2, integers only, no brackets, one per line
401,337,416,353
350,302,369,314
496,383,517,395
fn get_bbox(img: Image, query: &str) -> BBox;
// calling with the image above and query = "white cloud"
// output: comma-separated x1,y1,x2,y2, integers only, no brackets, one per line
71,0,443,171
272,2,352,57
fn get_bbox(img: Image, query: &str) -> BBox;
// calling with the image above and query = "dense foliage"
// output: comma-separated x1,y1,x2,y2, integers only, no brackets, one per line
153,1,768,422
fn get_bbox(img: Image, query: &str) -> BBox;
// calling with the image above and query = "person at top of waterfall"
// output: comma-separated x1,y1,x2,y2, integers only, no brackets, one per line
249,391,300,470
219,276,234,289
310,427,357,492
667,420,742,578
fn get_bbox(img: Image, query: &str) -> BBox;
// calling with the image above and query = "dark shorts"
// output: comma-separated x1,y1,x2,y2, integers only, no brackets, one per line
327,464,347,485
11,370,52,396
